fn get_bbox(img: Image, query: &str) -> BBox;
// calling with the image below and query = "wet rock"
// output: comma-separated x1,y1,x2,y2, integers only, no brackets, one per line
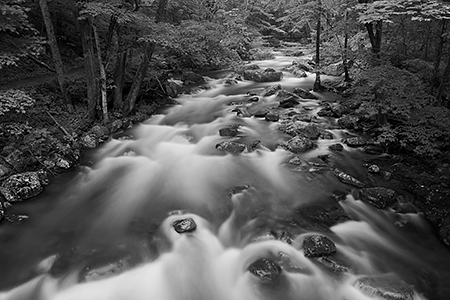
253,109,269,118
110,119,123,133
381,170,393,181
320,131,335,139
248,258,282,283
91,125,110,138
84,257,130,282
224,78,238,85
329,143,344,152
302,235,337,257
243,69,283,82
438,216,450,247
4,213,29,223
317,107,335,117
368,164,380,174
322,62,344,76
317,257,353,273
355,274,414,300
215,141,246,154
252,231,277,243
330,103,348,117
279,122,321,139
265,112,280,122
5,149,26,171
172,218,197,233
261,84,282,97
55,157,71,169
364,145,384,155
164,81,182,97
292,59,314,72
282,136,315,153
279,231,294,244
0,171,45,202
359,187,397,209
282,64,307,77
288,156,303,165
219,127,239,137
333,169,365,188
294,203,349,231
344,137,367,147
279,97,300,108
181,72,206,85
338,114,362,130
292,87,318,99
81,134,99,149
248,96,259,102
243,64,260,70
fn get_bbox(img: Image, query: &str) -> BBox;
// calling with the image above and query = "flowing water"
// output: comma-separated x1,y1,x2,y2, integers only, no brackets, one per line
1,50,450,300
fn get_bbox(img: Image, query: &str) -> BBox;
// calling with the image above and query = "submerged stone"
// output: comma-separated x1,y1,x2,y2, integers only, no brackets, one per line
359,187,397,209
279,97,300,108
219,127,239,137
265,112,280,122
172,218,197,233
355,274,414,300
302,235,337,257
329,143,344,152
248,258,282,283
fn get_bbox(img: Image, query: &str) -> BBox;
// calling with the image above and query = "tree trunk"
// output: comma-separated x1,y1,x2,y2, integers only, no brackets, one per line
431,19,447,93
92,18,108,124
365,20,382,59
79,18,97,120
343,6,350,82
39,0,72,110
437,50,450,106
313,0,322,92
113,49,127,110
155,0,169,23
123,43,155,116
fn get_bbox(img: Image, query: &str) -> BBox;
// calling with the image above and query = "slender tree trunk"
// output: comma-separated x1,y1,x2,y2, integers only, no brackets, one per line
91,18,108,124
123,43,155,116
155,0,168,23
313,0,322,92
113,49,127,110
365,20,382,59
343,6,350,82
431,19,447,93
39,0,72,110
79,18,97,120
437,48,450,105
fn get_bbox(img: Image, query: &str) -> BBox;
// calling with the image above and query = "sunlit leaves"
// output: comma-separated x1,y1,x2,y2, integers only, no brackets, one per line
0,89,35,115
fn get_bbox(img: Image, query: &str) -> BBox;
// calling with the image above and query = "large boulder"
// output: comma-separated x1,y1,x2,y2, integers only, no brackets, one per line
302,235,337,257
0,171,48,202
181,72,206,85
344,137,367,148
81,134,99,149
354,274,415,300
215,141,246,154
164,81,182,97
281,136,315,153
282,64,307,78
359,187,397,209
243,68,283,82
338,114,363,130
292,59,314,72
279,97,300,108
321,62,344,76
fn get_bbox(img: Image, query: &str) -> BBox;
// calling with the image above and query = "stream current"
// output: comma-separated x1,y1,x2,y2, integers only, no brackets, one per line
1,50,450,300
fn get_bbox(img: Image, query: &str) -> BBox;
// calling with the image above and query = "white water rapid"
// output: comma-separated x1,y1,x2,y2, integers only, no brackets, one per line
0,49,449,300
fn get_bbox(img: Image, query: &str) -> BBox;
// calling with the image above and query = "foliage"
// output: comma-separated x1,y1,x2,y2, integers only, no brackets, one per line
0,89,35,115
0,0,44,68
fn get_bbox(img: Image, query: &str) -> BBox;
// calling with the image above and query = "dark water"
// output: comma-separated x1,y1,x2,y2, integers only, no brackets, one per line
0,50,449,300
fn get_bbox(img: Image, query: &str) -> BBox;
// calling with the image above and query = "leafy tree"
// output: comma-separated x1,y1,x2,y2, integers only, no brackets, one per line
0,0,44,68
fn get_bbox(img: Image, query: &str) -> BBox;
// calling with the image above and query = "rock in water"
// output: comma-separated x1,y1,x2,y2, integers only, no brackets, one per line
0,172,45,202
292,87,318,99
172,218,197,233
219,127,239,137
332,169,365,188
265,112,280,122
282,136,315,153
261,84,282,97
359,187,397,209
302,235,337,257
215,141,246,154
355,274,414,300
329,143,344,152
248,258,282,283
344,137,367,147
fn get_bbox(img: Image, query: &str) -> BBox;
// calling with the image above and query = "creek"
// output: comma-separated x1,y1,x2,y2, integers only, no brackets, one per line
0,49,450,300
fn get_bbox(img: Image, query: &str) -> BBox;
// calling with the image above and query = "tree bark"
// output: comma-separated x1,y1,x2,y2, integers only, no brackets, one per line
123,43,155,116
431,19,447,93
437,48,450,106
155,0,169,23
313,0,322,92
113,49,127,110
79,18,97,120
365,20,383,59
39,0,72,110
343,6,350,82
92,18,108,124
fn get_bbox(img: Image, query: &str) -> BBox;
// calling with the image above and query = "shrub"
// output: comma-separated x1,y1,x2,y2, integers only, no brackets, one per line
0,89,35,115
